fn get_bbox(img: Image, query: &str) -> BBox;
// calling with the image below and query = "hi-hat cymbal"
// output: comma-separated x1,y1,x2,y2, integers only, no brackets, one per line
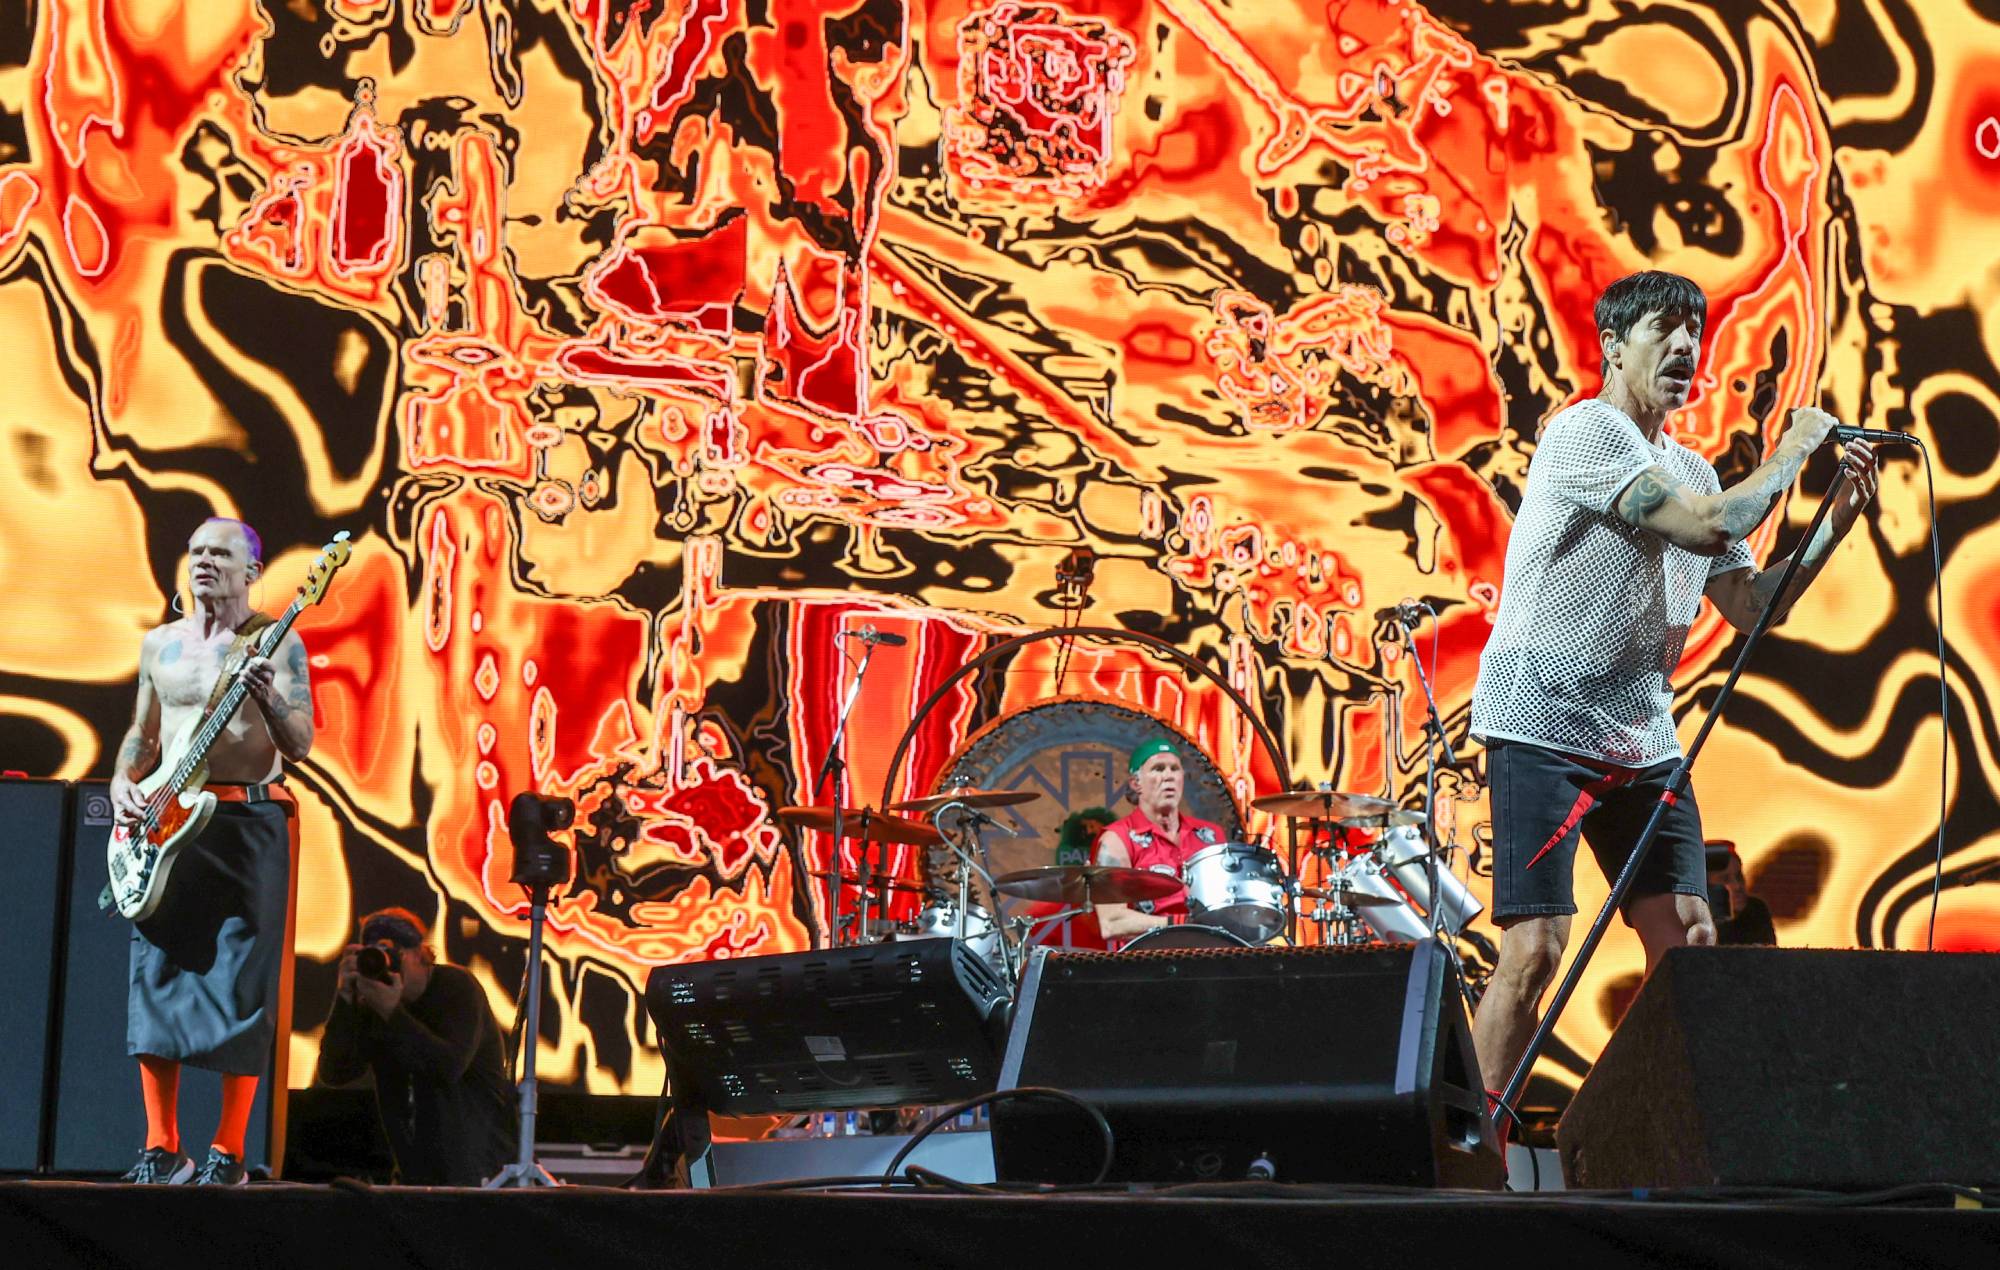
888,788,1043,815
775,806,942,846
807,870,929,896
992,865,1183,907
1251,789,1426,827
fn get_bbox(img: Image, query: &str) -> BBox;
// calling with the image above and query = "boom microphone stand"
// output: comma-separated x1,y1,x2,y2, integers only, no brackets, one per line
1394,603,1456,940
1497,471,1850,1126
813,628,889,945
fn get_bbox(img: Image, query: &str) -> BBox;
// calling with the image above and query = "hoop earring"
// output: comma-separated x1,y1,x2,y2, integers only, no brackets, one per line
171,590,186,616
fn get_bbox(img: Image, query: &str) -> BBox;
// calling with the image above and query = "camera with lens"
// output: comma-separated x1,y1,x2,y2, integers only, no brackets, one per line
355,941,401,983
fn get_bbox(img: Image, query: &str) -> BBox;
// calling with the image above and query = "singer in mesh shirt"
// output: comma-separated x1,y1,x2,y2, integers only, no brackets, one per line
1466,270,1879,1114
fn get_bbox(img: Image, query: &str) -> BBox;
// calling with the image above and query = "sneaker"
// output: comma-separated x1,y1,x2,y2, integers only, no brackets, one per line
192,1146,247,1187
122,1146,195,1185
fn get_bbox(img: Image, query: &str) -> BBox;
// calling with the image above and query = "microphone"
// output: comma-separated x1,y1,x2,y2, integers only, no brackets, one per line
1372,600,1423,627
842,625,908,646
1832,425,1922,447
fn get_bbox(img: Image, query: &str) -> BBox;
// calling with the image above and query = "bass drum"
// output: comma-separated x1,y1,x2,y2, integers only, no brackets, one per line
1122,923,1250,952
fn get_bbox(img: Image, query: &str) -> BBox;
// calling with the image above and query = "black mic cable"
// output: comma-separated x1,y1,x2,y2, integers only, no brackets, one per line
1824,422,1949,948
1917,440,1951,950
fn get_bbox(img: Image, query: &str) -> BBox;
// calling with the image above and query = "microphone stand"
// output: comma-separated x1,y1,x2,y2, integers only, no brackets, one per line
1497,471,1850,1126
1397,606,1458,940
814,636,882,945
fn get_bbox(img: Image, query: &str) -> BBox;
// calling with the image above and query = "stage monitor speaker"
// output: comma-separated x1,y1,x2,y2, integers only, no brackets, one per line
990,940,1503,1188
1558,946,2000,1189
0,778,72,1171
644,938,1010,1114
49,781,273,1174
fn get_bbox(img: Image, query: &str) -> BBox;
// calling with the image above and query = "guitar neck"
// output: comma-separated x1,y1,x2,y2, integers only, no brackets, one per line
164,601,305,794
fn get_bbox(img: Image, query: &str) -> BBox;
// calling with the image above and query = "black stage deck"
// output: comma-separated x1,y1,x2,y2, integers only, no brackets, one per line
4,1179,1996,1269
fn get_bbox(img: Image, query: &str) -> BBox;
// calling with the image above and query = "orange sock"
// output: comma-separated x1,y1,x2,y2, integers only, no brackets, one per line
213,1072,258,1159
137,1054,180,1154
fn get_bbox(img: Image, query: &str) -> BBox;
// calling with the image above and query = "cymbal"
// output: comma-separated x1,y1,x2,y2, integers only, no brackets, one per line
775,806,942,846
992,865,1183,906
1251,789,1426,827
888,787,1043,815
808,870,929,896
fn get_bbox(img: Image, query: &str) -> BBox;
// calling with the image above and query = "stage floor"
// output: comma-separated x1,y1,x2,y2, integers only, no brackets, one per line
4,1178,1994,1269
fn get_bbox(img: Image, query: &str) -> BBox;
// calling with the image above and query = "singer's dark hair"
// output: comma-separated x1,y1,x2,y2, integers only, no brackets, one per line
1595,271,1707,372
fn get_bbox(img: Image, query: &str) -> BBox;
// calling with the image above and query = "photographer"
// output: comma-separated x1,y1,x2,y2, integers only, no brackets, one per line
315,909,514,1186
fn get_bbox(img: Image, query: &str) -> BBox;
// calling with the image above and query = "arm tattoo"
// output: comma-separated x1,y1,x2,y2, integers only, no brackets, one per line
117,730,148,772
1714,444,1816,541
284,640,312,715
1615,467,1676,523
1716,486,1781,540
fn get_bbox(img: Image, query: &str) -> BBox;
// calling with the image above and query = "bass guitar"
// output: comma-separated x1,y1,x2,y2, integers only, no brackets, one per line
103,531,352,921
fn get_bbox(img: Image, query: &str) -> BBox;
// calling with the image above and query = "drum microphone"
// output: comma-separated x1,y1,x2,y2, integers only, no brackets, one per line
1832,425,1922,447
1372,600,1423,627
842,625,908,646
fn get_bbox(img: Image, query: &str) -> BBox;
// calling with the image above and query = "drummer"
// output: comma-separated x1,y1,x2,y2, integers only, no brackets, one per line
1092,738,1227,946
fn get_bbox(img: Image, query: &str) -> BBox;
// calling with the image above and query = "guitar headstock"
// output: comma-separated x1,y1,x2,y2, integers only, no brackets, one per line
297,531,354,606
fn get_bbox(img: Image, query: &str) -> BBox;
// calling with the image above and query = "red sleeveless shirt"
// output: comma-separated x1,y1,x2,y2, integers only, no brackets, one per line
1095,806,1227,919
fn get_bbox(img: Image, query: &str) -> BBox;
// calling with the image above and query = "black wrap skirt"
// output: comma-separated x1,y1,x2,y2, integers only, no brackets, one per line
126,800,290,1075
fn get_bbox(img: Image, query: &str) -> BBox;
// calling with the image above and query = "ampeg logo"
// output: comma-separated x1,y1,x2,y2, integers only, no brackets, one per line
82,792,114,826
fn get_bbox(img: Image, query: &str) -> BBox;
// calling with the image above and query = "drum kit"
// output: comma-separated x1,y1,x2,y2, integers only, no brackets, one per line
775,778,1484,986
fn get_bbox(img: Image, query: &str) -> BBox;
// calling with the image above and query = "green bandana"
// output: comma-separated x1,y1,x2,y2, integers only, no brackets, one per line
1127,737,1179,774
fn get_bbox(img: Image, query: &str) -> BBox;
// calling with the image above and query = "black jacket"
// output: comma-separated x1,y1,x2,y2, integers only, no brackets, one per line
317,963,515,1186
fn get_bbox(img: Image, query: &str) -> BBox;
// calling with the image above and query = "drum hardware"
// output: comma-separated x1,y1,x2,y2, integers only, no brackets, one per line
780,804,940,945
806,870,929,896
991,865,1180,968
931,798,1021,983
992,864,1183,907
900,788,1047,985
1290,881,1399,905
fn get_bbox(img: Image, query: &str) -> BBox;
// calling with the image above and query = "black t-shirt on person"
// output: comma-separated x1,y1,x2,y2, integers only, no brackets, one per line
316,963,515,1186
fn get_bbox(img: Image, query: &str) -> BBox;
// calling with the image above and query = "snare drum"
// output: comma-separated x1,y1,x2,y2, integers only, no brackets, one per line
1181,842,1287,944
1122,923,1249,952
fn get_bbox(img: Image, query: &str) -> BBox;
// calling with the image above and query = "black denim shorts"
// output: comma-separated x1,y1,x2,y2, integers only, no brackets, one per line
1486,738,1708,922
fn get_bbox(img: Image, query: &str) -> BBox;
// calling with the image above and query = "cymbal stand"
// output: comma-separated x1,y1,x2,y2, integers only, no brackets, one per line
813,638,883,946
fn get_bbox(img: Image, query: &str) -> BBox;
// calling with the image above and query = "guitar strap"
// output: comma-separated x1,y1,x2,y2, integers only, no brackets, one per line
206,612,277,719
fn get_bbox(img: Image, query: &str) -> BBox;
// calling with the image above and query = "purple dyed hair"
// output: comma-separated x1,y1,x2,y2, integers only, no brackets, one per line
200,516,263,563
